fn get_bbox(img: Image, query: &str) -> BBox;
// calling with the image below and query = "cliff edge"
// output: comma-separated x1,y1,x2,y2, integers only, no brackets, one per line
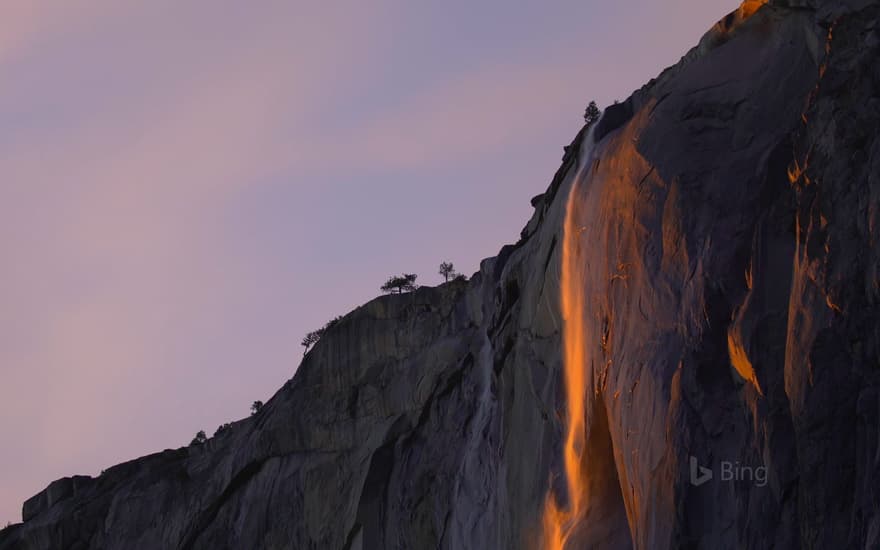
2,0,879,548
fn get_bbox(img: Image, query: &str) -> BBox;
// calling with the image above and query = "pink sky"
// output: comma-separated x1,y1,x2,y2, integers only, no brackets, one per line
0,0,736,525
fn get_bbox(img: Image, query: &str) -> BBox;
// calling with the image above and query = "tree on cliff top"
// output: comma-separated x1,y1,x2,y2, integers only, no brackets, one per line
439,261,457,282
301,316,344,355
584,100,600,126
301,330,321,354
381,273,418,294
190,430,207,446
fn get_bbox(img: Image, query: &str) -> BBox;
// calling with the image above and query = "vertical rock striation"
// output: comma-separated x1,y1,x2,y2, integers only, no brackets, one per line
2,0,879,548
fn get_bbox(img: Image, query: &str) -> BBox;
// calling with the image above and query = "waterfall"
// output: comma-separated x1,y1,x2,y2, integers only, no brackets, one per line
541,124,598,550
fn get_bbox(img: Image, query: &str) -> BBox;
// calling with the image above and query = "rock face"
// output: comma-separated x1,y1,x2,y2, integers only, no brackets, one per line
2,1,879,548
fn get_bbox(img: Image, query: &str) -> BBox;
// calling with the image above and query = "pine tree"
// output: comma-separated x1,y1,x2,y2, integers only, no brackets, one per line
439,261,456,282
380,274,418,294
584,100,600,125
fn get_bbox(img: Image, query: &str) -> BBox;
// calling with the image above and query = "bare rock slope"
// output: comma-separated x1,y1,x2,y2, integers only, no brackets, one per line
2,0,879,548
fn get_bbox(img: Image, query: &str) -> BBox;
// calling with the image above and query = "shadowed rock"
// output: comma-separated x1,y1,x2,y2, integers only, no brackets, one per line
2,0,879,548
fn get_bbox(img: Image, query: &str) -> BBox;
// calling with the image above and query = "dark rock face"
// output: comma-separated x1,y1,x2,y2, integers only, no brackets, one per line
2,1,879,548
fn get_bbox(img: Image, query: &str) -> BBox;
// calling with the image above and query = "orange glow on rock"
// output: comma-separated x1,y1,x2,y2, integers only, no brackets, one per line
788,158,806,186
738,0,768,20
825,294,842,313
542,179,589,550
727,327,763,395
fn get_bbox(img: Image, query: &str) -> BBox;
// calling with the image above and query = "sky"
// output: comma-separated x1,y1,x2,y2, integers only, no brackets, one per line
0,0,737,525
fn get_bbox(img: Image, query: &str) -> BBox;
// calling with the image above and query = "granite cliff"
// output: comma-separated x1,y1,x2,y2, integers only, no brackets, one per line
2,0,879,548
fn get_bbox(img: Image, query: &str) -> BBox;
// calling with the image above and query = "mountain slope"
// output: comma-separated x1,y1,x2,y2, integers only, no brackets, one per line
3,0,879,548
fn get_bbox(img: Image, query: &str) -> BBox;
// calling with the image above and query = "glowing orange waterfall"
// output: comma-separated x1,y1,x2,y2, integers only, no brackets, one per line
541,178,588,550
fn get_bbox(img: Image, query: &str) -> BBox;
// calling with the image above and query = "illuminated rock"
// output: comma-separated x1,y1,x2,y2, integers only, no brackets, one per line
3,1,879,548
